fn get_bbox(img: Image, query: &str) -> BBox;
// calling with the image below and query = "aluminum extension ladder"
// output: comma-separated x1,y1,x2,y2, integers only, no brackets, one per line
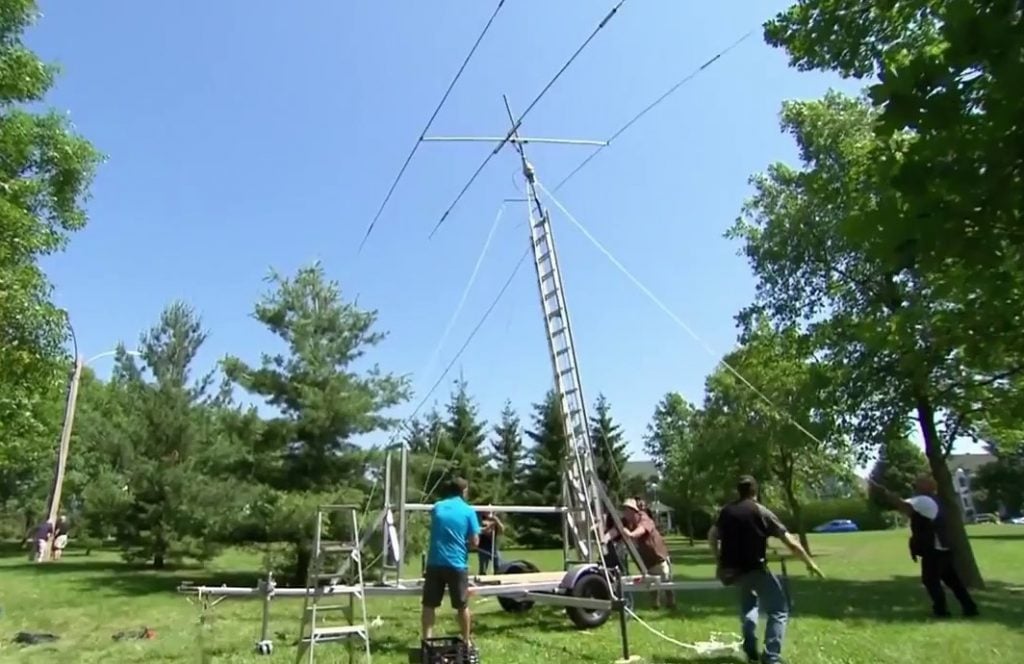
295,505,371,664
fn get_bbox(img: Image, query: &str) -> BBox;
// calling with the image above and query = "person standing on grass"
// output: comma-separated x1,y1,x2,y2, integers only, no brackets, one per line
476,511,504,575
606,498,676,609
872,473,979,619
708,476,823,664
52,515,70,561
28,520,53,563
421,477,481,645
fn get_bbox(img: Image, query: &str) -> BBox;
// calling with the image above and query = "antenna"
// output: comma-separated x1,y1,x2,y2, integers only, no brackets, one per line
421,100,643,570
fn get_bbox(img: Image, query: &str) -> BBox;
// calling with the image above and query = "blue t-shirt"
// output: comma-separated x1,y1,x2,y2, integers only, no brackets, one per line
426,496,481,569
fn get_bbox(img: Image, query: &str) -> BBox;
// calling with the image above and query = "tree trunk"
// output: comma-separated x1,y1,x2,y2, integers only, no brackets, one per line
293,542,312,586
781,478,811,555
153,552,165,569
914,391,985,589
686,509,695,547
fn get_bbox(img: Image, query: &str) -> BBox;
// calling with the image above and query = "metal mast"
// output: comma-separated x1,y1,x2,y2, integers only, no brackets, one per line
502,97,605,563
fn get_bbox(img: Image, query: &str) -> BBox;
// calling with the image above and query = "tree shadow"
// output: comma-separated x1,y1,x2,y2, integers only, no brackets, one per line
966,532,1024,541
668,575,1024,630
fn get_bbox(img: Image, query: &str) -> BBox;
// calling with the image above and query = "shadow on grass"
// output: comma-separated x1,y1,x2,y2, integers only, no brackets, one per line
3,555,270,596
967,532,1024,541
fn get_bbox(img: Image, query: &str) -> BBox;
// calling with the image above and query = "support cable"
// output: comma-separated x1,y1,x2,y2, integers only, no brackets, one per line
534,179,831,451
553,28,756,192
427,0,630,239
358,0,509,253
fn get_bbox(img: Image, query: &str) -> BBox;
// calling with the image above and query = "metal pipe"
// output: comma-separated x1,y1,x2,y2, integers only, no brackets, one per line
397,445,408,583
258,572,273,642
404,503,566,514
382,452,393,579
422,136,608,146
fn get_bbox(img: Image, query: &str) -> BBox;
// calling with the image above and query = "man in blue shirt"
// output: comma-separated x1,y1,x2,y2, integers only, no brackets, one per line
422,477,481,644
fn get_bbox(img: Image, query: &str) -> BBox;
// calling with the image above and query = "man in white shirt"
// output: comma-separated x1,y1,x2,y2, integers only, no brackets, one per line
875,474,978,618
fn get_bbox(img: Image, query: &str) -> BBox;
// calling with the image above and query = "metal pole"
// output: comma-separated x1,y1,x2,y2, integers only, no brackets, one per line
397,444,408,583
615,574,632,662
259,572,273,643
44,355,84,548
382,451,393,581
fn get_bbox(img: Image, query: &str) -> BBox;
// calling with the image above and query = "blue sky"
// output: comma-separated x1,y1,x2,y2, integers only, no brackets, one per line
30,1,983,464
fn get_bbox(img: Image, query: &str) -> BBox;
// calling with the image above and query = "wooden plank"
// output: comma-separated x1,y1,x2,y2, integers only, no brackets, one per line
470,571,565,586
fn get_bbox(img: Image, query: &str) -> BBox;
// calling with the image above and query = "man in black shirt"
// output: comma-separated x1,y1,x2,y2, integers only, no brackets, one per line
476,511,504,574
873,474,978,618
708,476,822,664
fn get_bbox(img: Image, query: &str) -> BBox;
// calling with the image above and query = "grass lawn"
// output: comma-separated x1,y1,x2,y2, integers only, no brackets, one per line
1,526,1022,663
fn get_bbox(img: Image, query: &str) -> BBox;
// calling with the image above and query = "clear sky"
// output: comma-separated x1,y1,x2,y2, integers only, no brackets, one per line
30,1,982,464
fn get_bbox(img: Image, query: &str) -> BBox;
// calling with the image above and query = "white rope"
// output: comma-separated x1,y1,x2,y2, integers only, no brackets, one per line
625,607,741,657
534,179,831,451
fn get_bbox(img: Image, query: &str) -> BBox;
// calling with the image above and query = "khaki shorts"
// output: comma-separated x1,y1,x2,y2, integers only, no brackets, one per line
648,560,672,582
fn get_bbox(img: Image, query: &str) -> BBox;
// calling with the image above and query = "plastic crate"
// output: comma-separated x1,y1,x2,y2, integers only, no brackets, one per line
420,637,479,664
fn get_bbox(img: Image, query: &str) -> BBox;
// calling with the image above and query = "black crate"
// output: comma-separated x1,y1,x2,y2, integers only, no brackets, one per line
420,637,479,664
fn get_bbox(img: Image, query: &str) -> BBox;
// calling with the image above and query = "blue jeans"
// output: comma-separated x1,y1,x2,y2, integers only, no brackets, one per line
737,569,789,663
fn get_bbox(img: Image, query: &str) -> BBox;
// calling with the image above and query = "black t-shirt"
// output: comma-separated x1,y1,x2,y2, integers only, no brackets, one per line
716,499,787,573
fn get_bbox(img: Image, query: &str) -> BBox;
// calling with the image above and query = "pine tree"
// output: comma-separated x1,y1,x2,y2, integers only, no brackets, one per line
490,401,525,502
520,391,566,548
441,378,488,496
589,394,630,501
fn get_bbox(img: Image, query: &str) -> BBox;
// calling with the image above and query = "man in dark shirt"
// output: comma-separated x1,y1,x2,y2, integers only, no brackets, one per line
476,511,504,574
708,476,822,664
872,474,978,618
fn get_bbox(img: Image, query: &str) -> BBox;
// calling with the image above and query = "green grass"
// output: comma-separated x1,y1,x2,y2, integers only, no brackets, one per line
1,526,1023,663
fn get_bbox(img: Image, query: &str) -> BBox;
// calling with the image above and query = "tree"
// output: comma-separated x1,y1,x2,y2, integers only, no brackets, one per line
730,91,989,585
520,391,566,548
223,263,409,581
972,448,1024,517
112,302,240,567
764,1,1024,304
0,0,102,509
645,392,708,542
868,437,930,510
589,394,630,501
696,323,851,553
441,378,489,497
490,401,525,503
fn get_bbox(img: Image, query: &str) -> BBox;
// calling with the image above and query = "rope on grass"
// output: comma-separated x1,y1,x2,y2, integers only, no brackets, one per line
624,607,741,657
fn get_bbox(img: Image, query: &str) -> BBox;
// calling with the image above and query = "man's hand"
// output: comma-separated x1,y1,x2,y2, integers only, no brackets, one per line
804,559,825,579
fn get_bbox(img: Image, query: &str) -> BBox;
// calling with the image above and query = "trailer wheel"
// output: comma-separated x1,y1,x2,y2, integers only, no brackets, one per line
565,572,612,629
496,560,539,613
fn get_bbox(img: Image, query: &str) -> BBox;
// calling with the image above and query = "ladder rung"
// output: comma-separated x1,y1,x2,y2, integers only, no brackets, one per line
308,603,352,612
305,625,366,641
540,270,555,282
537,250,551,264
320,542,356,553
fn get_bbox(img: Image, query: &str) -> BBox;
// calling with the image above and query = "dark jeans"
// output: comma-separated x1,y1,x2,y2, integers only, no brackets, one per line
736,569,788,664
920,550,977,616
477,549,503,575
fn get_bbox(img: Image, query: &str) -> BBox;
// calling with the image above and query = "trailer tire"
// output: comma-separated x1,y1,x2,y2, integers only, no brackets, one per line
496,560,539,613
565,572,612,629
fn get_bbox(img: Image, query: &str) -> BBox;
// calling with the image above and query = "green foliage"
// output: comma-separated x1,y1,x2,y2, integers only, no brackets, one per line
694,322,852,551
109,302,245,568
490,400,525,503
868,437,930,509
589,394,630,500
0,0,101,507
519,391,565,549
440,378,489,493
223,263,410,494
645,392,710,538
730,89,989,583
972,451,1024,517
770,497,891,534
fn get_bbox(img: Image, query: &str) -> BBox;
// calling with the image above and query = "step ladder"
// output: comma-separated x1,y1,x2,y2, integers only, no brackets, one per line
295,505,371,664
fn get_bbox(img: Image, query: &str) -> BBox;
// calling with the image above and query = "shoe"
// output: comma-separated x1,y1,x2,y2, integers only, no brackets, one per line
743,645,758,662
